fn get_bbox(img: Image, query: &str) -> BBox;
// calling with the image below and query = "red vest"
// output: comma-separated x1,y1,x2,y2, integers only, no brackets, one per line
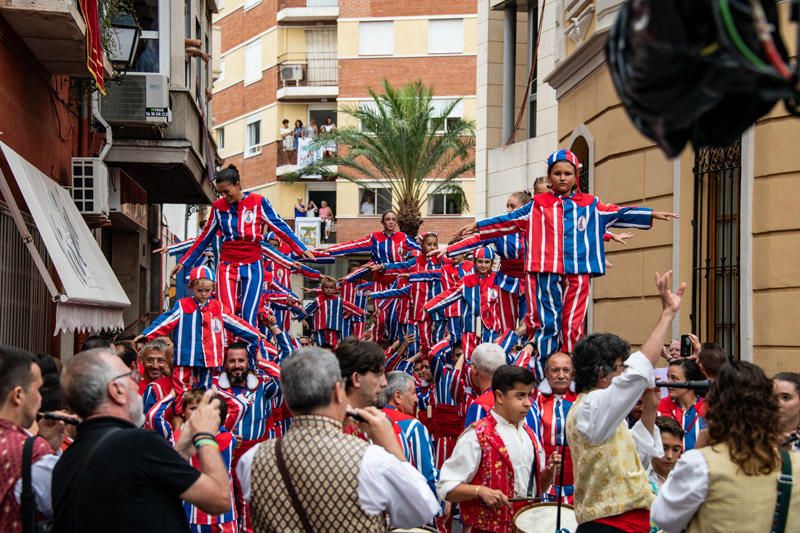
460,414,543,533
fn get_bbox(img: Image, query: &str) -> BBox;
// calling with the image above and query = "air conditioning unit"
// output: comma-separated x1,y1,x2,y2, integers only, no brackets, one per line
70,158,109,216
280,64,304,83
101,72,171,126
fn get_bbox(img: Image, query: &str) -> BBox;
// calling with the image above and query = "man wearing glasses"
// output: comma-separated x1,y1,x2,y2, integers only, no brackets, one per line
52,348,232,533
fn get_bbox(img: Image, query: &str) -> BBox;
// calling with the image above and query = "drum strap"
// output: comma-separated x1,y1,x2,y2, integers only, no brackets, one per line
275,438,314,533
772,449,793,533
526,446,539,498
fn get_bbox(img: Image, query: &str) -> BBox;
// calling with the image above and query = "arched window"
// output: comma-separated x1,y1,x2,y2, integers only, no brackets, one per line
570,135,590,193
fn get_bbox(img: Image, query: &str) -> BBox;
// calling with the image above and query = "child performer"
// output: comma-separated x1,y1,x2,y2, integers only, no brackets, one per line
437,366,558,533
301,276,366,348
318,210,421,341
459,149,677,373
378,232,447,354
423,247,506,359
136,267,264,404
439,248,474,343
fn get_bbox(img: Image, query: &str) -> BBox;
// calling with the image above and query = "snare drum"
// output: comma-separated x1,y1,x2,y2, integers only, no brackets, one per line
513,502,578,533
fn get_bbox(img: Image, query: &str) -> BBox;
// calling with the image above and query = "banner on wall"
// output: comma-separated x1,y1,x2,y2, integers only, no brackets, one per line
295,217,321,249
296,138,322,179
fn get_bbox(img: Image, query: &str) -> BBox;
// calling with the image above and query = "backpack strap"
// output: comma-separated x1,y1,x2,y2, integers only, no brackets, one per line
772,448,793,533
21,435,38,533
275,438,314,533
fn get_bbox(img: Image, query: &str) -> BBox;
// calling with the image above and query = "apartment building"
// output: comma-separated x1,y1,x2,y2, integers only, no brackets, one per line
212,0,477,273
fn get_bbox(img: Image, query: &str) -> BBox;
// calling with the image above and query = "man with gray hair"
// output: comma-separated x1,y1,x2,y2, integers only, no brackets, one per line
236,347,439,531
463,343,508,426
52,348,231,533
381,371,438,495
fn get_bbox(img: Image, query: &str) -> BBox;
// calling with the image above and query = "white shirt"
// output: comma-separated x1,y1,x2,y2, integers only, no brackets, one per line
572,350,664,468
361,202,375,215
13,453,59,518
237,442,440,529
437,411,544,502
650,449,711,533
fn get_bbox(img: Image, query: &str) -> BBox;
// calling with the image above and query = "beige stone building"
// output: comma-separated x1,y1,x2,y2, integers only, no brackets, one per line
479,0,799,373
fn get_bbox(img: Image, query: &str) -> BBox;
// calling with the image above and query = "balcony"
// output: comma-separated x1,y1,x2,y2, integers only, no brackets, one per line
276,143,337,180
0,0,110,75
276,52,338,101
277,0,338,23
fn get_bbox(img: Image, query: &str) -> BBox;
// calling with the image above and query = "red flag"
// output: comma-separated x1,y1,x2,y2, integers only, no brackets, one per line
80,0,105,94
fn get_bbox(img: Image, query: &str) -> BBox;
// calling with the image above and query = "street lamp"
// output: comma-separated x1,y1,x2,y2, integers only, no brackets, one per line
108,14,141,69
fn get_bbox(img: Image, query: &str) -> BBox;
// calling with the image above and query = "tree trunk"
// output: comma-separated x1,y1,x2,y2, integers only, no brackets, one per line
396,200,422,237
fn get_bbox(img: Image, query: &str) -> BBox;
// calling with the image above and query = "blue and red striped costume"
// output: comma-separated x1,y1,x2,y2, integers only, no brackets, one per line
302,294,366,348
178,192,308,328
657,395,707,451
535,384,577,503
141,297,262,399
323,230,421,341
447,233,527,331
383,254,447,354
440,258,474,342
476,191,653,364
423,271,506,359
425,339,468,467
382,405,439,495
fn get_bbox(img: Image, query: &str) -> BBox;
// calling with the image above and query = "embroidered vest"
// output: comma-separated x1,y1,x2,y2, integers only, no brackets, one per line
250,415,385,532
686,442,800,533
566,392,654,524
460,414,542,533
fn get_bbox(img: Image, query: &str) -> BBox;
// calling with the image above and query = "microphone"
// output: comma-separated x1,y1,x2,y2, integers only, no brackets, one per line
655,380,710,394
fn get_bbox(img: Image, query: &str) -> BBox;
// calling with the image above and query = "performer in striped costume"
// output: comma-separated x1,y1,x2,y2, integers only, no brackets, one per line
426,339,468,468
339,262,370,339
460,149,677,375
136,267,263,406
302,277,366,348
442,191,531,332
173,165,312,329
439,250,474,343
423,247,510,359
319,210,421,341
534,352,577,503
657,358,707,450
382,371,439,496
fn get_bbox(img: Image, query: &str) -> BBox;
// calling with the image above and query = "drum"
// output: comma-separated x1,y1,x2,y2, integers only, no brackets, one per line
513,502,578,533
389,528,437,533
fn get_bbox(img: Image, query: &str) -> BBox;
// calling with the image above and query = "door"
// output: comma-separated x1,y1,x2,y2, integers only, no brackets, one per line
305,28,337,85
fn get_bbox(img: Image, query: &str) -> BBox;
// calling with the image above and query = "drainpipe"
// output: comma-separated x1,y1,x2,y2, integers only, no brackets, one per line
92,91,112,162
502,5,517,143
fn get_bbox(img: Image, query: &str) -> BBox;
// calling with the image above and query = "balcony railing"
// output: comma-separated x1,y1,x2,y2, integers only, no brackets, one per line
277,52,338,88
278,0,338,8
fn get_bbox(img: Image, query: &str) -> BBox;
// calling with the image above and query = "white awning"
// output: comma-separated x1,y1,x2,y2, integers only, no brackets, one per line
0,142,130,333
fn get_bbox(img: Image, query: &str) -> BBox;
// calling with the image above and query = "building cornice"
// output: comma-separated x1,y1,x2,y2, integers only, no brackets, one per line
544,28,609,100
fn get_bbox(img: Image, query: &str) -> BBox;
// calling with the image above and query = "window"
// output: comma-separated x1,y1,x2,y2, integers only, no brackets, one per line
428,19,464,54
359,187,391,215
244,0,260,10
216,127,225,149
357,100,381,132
130,0,161,73
359,21,393,56
245,120,261,157
430,99,464,134
692,140,742,359
429,192,463,215
244,39,262,85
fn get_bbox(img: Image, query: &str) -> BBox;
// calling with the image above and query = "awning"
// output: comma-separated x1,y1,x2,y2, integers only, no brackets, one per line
0,142,130,333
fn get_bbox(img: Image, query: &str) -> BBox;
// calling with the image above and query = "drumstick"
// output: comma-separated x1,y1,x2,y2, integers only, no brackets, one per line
508,496,544,503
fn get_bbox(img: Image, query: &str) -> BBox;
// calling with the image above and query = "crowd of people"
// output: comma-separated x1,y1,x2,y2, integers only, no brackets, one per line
1,149,799,533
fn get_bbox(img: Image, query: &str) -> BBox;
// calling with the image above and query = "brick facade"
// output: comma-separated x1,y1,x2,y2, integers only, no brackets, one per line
223,141,277,191
338,56,476,98
213,67,277,125
335,216,474,243
340,0,477,18
216,1,277,53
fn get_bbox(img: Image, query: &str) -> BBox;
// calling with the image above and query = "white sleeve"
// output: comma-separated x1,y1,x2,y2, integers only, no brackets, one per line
13,453,59,518
436,427,481,501
630,419,664,469
575,351,654,444
358,445,440,529
235,443,262,503
650,450,709,533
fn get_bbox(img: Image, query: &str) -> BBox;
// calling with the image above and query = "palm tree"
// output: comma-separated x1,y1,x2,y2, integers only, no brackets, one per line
294,80,475,236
